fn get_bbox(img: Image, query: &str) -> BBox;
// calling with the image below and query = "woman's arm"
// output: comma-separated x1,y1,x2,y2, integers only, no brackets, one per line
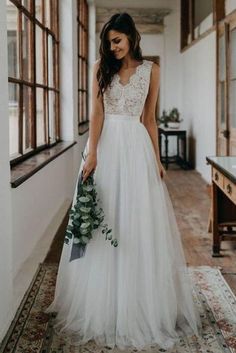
141,62,165,178
82,60,104,181
88,59,104,156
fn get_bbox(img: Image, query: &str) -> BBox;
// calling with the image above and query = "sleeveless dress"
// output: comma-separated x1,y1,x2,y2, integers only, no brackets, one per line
46,59,203,350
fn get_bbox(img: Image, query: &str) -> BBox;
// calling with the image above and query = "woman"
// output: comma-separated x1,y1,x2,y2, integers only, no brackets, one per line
46,12,202,351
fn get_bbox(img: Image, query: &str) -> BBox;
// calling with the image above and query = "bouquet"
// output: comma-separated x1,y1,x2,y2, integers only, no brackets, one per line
64,151,118,261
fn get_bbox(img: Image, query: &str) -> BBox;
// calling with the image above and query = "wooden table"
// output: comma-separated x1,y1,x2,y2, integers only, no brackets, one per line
206,156,236,257
158,126,190,169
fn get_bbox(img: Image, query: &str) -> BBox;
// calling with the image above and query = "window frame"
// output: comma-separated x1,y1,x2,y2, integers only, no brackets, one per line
180,0,225,51
8,0,60,166
216,9,236,155
77,0,89,135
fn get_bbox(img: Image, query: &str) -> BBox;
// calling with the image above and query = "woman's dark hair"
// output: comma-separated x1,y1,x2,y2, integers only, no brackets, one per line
97,12,143,97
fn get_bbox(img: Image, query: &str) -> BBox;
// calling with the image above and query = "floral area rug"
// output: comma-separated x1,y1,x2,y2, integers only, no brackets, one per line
0,263,236,353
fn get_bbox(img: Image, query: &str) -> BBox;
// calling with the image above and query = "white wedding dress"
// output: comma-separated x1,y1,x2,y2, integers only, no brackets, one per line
46,59,202,350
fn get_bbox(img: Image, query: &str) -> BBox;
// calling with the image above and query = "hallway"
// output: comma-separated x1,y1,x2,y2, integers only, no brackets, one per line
1,0,236,351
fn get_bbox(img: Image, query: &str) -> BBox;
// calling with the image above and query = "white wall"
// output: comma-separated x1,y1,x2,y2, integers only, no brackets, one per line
0,0,13,340
225,0,236,15
140,33,164,114
162,8,183,157
163,4,216,182
181,33,216,181
163,9,182,113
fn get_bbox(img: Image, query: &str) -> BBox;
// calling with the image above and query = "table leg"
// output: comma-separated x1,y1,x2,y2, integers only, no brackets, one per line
164,135,169,169
177,136,179,158
212,182,222,257
159,133,162,160
183,133,187,164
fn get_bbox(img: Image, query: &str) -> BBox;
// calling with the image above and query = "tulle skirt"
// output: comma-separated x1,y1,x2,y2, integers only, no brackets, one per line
46,113,202,351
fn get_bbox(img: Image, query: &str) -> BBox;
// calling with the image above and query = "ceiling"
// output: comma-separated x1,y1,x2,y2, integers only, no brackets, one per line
91,0,178,34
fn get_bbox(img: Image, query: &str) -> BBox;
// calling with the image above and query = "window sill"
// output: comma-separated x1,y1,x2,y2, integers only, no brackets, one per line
10,141,77,188
181,25,215,53
78,121,89,135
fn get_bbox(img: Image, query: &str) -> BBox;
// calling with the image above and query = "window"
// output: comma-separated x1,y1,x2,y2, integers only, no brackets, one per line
7,0,60,165
217,13,236,156
77,0,89,133
181,0,225,50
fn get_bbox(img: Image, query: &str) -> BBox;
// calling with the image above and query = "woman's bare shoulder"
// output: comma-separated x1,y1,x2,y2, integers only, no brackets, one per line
150,61,160,76
93,59,101,70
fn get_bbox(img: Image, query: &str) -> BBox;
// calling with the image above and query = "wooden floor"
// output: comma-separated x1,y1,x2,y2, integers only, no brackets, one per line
165,165,236,294
45,165,236,295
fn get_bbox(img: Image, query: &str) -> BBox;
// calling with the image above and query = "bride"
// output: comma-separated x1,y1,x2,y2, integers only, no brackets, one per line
46,12,203,351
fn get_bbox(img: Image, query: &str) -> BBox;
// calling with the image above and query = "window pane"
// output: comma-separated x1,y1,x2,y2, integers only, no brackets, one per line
83,60,86,88
48,90,55,142
22,0,32,12
48,35,54,87
55,92,59,139
80,26,83,56
55,43,59,89
220,82,225,125
83,91,87,121
44,0,51,28
219,34,226,81
35,0,43,23
230,80,236,128
9,83,19,156
36,88,45,146
36,25,44,84
79,91,82,121
23,86,33,151
194,0,213,27
230,28,236,79
7,4,19,78
22,14,32,81
51,0,58,34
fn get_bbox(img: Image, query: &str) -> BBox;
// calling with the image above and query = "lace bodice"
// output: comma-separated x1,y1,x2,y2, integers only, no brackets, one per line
103,60,153,117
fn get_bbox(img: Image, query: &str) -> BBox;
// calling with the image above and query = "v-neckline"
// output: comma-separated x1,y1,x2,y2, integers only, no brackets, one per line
116,60,145,87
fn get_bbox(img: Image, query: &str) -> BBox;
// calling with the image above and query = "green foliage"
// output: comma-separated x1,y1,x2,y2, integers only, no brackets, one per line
64,151,118,248
158,107,183,126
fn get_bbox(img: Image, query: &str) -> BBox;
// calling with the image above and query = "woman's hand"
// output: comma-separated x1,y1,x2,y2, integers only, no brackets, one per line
157,160,166,179
82,153,97,182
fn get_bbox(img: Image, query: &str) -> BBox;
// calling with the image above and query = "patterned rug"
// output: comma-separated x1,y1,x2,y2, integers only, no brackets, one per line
1,263,236,353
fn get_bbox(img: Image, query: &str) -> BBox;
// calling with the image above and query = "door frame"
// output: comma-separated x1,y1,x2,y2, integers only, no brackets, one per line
216,9,236,155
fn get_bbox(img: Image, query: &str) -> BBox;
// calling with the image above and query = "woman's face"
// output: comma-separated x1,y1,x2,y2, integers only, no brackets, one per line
107,30,130,59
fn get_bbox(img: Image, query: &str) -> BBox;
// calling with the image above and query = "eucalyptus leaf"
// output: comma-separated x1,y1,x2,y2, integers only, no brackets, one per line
78,196,90,203
73,237,80,244
73,219,81,227
81,236,89,244
81,215,90,220
80,228,90,235
65,231,72,239
82,185,94,192
80,222,90,229
79,206,91,213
